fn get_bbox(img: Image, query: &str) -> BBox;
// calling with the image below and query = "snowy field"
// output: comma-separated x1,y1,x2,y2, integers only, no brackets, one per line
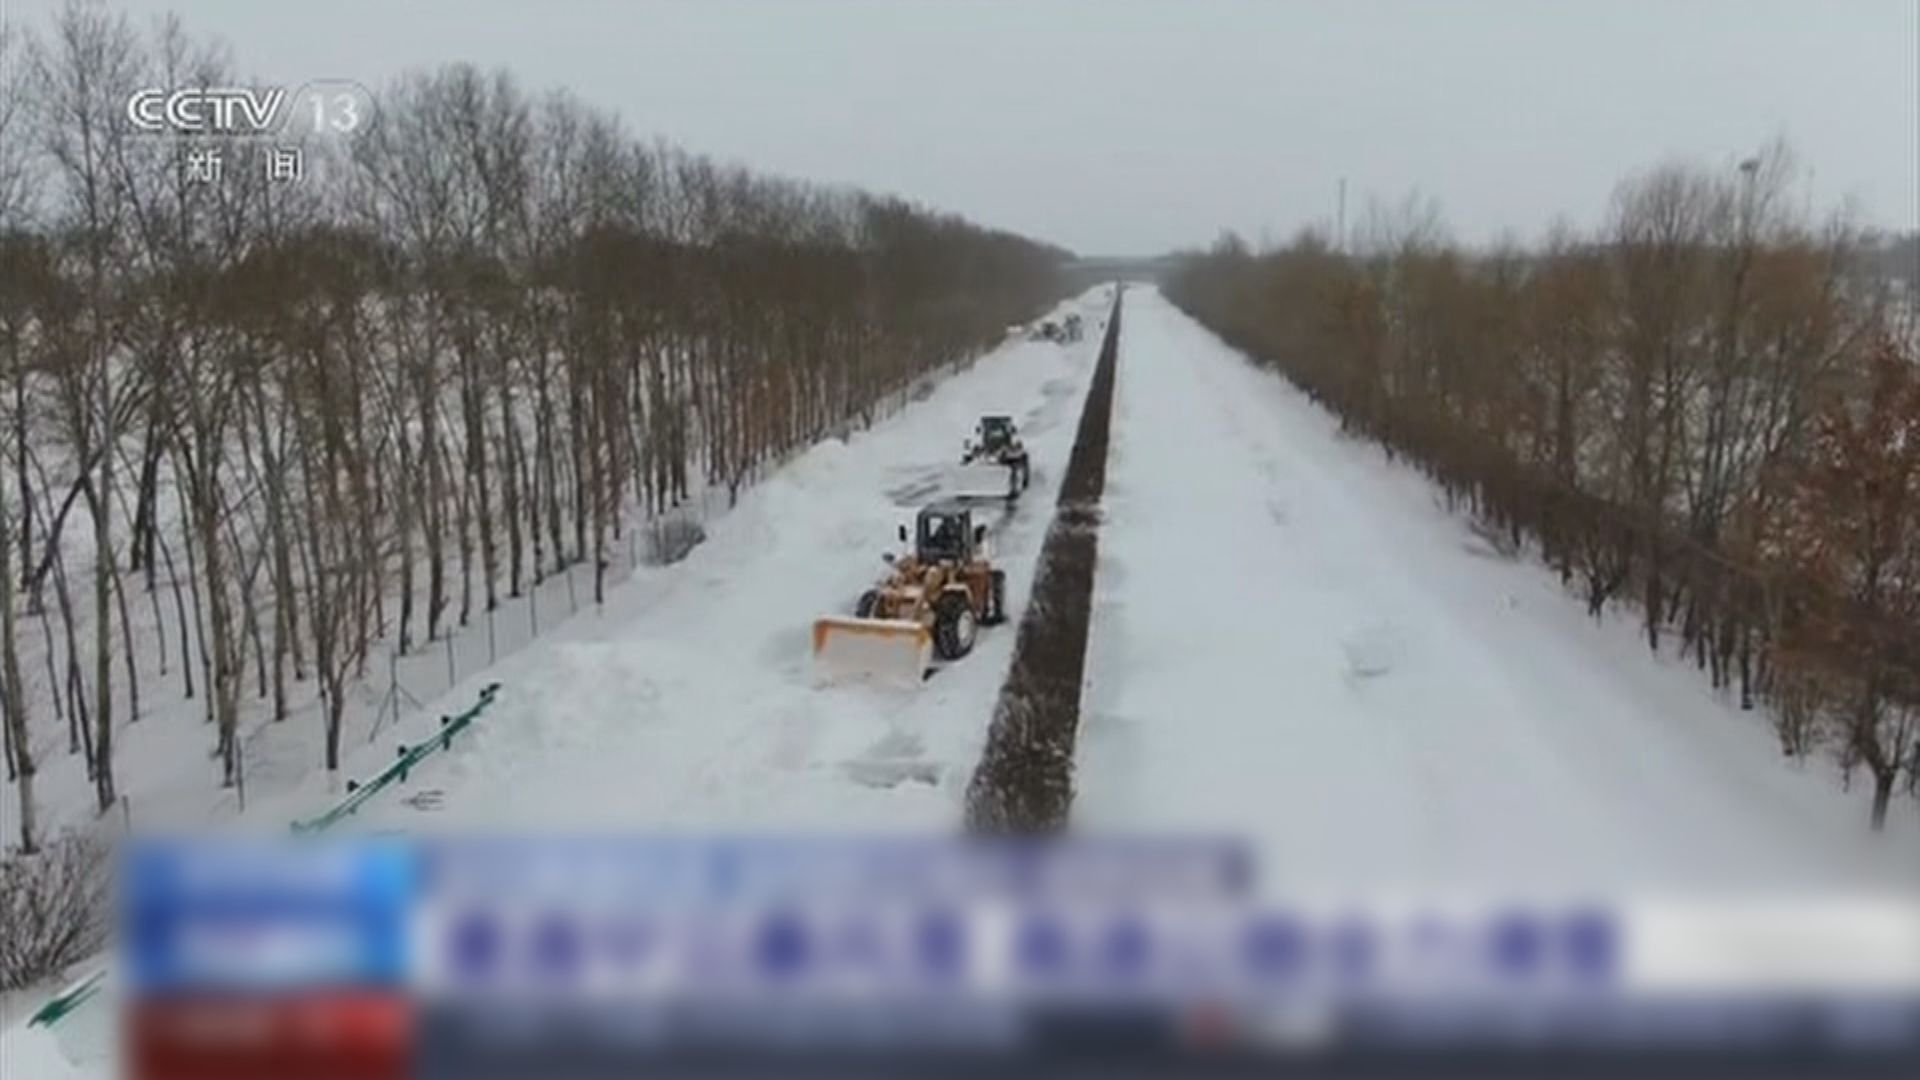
1075,287,1920,893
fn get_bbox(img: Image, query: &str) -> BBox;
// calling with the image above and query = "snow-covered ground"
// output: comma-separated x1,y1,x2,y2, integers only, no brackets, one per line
1075,287,1920,893
0,291,1109,1072
16,283,1918,1075
0,1023,83,1080
2,296,1101,846
276,293,1110,834
6,401,711,840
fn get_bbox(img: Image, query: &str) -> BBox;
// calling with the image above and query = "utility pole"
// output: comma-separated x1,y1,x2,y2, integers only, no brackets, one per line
1337,177,1348,255
1739,157,1760,242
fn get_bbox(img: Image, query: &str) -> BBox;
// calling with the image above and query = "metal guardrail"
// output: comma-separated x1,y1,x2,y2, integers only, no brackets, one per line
27,681,501,1028
290,681,500,834
24,968,105,1028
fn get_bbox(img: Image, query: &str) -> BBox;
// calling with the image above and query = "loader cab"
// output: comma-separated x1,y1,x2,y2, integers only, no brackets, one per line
910,504,983,564
977,416,1016,452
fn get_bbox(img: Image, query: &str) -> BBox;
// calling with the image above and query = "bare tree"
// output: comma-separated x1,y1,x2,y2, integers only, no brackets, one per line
28,0,145,813
0,20,44,852
2,16,1067,841
1167,149,1903,828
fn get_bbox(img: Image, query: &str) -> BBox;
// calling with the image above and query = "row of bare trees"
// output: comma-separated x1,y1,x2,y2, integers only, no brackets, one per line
1168,146,1919,829
0,2,1066,855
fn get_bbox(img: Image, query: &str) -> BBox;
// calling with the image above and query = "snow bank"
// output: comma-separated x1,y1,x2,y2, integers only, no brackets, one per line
0,1024,86,1080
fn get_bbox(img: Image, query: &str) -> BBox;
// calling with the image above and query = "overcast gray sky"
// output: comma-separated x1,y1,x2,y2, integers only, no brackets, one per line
10,0,1917,254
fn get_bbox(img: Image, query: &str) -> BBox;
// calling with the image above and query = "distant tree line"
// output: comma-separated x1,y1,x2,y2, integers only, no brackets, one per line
1855,229,1920,288
0,2,1066,853
1168,145,1919,829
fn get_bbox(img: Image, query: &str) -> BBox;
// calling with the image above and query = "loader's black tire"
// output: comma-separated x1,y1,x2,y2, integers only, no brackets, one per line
855,589,880,618
933,591,977,660
984,570,1008,626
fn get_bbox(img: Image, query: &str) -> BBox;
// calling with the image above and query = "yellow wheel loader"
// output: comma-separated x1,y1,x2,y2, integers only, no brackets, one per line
812,503,1009,685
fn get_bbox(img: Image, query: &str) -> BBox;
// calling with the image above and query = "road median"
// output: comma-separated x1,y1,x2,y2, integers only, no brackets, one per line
964,286,1123,832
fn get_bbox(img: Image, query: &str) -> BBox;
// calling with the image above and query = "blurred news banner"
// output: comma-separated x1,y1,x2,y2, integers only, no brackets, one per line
119,835,1920,1077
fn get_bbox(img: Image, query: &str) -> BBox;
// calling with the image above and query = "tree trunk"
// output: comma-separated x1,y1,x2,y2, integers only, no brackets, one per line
88,472,116,813
130,426,162,585
112,551,139,721
1869,768,1894,832
324,678,345,772
14,374,30,587
499,382,525,599
197,476,240,787
1,483,37,853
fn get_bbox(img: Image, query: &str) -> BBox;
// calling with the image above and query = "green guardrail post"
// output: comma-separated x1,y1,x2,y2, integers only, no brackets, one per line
27,968,105,1028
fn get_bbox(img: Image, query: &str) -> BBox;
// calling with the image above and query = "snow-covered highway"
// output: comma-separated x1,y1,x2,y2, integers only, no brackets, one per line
13,285,1920,1080
297,284,1920,893
340,290,1112,832
330,282,1920,890
359,282,1918,890
1074,288,1917,891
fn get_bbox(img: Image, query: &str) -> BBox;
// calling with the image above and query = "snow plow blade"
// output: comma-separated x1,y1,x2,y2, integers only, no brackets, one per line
811,616,931,686
948,462,1018,500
